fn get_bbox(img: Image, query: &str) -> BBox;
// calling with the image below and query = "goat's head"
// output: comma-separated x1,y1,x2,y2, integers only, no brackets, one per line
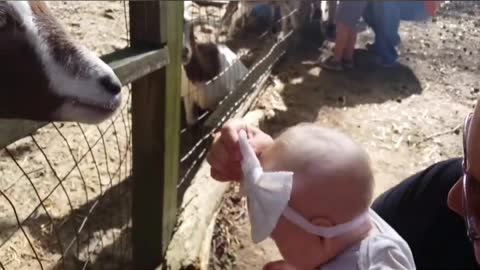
181,18,194,65
0,1,122,124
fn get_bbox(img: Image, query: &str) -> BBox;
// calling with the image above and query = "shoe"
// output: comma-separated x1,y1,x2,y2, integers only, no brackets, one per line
343,59,354,69
320,56,343,71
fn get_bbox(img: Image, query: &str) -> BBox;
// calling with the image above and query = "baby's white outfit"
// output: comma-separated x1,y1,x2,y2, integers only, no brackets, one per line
319,209,416,270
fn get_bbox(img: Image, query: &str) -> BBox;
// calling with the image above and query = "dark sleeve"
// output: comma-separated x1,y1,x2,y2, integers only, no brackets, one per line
372,158,479,270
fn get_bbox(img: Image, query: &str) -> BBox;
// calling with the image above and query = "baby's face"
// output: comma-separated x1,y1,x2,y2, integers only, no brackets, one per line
260,141,373,269
260,147,336,269
271,174,333,270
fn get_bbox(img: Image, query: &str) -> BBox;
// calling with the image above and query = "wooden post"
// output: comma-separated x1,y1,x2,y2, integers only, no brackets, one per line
130,1,183,269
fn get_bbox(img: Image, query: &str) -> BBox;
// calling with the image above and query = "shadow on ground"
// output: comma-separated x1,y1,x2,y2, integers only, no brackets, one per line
0,178,132,270
260,45,423,136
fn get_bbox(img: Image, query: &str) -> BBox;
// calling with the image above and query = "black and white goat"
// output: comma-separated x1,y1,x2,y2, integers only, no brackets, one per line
181,18,248,125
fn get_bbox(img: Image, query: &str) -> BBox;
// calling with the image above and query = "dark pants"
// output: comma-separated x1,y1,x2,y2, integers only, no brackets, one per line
372,158,479,269
362,1,430,65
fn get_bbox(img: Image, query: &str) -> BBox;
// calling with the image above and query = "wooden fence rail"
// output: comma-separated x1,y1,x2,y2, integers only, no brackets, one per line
130,1,183,269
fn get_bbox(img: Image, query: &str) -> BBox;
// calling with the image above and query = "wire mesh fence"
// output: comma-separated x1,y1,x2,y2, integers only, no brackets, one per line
0,88,133,270
179,0,302,199
0,2,132,269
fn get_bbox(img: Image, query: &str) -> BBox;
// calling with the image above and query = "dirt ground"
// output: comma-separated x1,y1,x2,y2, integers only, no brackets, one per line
211,2,480,270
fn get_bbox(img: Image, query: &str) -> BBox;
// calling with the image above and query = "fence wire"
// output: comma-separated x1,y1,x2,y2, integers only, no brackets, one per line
0,88,133,270
0,2,132,270
179,1,302,199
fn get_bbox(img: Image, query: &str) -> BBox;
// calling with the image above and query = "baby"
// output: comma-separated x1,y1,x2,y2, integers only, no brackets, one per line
208,121,416,270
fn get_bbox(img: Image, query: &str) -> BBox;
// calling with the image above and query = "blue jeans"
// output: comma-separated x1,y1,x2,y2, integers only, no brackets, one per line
363,1,429,65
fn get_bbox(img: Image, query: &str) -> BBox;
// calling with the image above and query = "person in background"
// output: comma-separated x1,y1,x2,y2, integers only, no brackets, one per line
319,1,368,71
363,1,441,67
325,0,338,40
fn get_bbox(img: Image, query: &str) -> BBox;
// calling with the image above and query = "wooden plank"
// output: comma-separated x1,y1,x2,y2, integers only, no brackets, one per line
102,47,170,86
130,1,183,269
0,47,169,149
161,0,183,259
161,0,184,255
0,120,46,149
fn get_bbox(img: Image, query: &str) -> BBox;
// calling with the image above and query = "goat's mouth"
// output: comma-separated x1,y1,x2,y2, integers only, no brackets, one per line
67,96,121,114
52,95,122,124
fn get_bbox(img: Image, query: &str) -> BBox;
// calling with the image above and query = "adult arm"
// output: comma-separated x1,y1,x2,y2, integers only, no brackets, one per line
207,118,274,181
467,98,480,181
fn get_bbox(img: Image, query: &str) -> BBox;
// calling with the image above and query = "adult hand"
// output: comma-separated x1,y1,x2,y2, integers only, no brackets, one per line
448,101,480,265
207,118,273,182
263,260,298,270
467,101,480,180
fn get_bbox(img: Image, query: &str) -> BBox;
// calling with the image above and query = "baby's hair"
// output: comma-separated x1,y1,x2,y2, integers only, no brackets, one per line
269,123,374,215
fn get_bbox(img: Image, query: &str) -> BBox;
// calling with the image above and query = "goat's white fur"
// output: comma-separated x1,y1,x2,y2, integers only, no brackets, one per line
222,0,299,39
181,19,248,125
7,1,121,123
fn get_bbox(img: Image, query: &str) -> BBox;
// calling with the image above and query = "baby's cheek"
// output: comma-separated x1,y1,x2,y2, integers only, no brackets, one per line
270,218,285,245
271,217,305,261
270,217,291,254
271,217,330,269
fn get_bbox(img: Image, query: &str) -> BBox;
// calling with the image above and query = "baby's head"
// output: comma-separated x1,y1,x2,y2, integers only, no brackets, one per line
260,124,374,269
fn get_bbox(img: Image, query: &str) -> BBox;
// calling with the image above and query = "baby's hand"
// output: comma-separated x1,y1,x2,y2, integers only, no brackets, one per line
207,118,273,182
263,260,297,270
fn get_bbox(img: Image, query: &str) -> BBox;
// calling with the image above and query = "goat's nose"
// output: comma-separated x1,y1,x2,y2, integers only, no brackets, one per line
99,75,121,95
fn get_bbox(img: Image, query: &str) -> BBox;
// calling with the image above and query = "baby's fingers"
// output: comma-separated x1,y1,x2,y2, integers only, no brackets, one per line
210,165,242,182
220,119,248,160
